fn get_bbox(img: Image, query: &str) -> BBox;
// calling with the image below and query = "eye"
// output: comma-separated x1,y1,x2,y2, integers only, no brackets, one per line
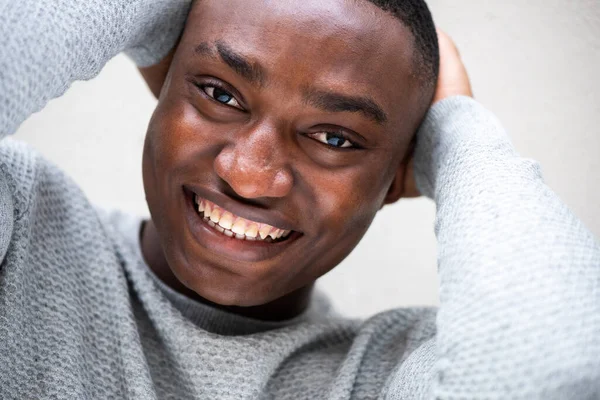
307,132,355,149
202,85,242,109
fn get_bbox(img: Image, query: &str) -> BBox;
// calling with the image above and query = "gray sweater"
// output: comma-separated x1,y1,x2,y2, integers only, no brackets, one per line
1,0,599,399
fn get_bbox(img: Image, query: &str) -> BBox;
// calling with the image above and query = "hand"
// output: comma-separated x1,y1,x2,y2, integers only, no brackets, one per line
400,29,473,198
432,29,473,103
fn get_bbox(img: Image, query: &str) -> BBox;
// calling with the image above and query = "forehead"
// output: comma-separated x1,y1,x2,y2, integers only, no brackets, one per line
181,0,422,132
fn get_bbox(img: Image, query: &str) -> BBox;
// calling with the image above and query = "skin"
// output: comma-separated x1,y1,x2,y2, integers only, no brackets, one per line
139,0,471,321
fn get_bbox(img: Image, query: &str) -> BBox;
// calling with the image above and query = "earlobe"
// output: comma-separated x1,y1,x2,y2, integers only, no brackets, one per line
399,157,421,199
383,162,408,206
382,145,420,208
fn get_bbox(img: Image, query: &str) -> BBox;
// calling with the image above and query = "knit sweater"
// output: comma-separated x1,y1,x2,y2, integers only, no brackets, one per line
1,1,599,399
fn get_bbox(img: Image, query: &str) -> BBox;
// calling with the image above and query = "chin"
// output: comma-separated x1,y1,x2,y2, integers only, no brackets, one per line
169,256,284,307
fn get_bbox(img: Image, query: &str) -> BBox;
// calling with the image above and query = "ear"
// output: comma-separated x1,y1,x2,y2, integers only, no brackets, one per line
383,141,420,206
138,47,176,99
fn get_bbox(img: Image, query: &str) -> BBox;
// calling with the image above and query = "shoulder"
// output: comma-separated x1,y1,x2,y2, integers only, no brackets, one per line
0,138,144,260
359,306,437,341
0,138,46,260
0,138,90,218
358,307,437,400
330,307,437,399
351,306,437,365
95,207,146,255
0,138,42,217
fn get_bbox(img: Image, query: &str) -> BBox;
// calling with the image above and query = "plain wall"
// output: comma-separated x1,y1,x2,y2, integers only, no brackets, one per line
14,0,600,318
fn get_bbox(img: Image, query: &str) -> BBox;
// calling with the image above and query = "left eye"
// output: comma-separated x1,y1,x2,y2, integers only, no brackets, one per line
202,86,242,109
308,132,354,148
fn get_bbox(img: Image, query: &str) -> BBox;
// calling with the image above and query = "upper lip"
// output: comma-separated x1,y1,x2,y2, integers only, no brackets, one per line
184,184,300,232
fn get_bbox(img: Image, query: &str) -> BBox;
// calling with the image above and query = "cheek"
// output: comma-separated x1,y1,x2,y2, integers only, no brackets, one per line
143,100,225,199
289,166,390,286
145,104,199,171
311,164,391,237
142,102,207,237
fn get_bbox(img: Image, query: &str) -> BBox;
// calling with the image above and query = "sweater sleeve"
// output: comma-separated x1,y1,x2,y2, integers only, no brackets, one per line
0,0,191,137
413,96,600,398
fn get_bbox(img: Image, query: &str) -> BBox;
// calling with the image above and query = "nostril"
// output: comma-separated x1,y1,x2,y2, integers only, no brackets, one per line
234,181,268,199
213,134,294,199
215,156,293,200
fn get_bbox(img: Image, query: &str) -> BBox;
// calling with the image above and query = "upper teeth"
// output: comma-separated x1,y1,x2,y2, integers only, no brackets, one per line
196,195,291,241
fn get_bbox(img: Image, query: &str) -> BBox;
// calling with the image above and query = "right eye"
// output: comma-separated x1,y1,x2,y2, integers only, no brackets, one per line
307,131,356,149
201,85,243,110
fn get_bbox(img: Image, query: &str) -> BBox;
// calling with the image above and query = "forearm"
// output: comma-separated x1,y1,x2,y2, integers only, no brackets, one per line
416,96,600,397
0,0,191,136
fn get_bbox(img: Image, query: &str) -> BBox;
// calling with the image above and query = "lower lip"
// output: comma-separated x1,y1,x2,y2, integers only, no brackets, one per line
183,189,300,263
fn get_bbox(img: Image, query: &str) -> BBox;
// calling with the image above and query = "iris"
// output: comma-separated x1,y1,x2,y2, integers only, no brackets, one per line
326,134,347,148
214,88,233,104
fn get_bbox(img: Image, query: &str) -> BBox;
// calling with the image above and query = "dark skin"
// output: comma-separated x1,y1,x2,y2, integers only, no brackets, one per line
139,0,434,321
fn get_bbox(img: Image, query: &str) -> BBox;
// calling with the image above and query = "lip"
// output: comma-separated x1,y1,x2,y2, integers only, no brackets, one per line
182,185,302,263
184,184,298,231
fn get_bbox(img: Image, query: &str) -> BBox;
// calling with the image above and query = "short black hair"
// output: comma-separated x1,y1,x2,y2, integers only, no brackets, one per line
190,0,439,91
364,0,439,91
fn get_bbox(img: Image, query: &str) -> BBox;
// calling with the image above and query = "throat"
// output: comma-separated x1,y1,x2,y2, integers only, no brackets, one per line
139,219,313,322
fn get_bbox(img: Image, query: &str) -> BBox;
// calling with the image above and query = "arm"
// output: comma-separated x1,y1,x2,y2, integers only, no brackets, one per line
416,34,600,398
0,0,191,137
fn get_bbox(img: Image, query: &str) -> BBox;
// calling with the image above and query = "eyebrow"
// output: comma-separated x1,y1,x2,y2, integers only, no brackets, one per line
194,41,266,87
304,90,388,125
194,41,387,125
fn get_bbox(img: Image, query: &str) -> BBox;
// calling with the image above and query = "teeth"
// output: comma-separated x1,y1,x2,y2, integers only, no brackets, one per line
231,219,247,235
245,223,258,238
259,225,271,240
231,218,246,235
219,212,234,230
210,207,221,223
195,196,293,243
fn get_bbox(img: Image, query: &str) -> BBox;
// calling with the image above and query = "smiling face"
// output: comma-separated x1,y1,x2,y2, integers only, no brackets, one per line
142,0,431,307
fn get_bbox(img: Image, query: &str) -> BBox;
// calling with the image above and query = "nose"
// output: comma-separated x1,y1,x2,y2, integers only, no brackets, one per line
214,122,294,199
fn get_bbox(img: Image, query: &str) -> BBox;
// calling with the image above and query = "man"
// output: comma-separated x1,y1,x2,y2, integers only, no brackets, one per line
1,0,599,399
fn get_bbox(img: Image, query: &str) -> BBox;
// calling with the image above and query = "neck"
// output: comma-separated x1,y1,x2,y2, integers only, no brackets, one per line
140,220,313,322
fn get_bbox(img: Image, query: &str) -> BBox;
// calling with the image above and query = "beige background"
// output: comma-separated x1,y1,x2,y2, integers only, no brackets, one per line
14,1,600,318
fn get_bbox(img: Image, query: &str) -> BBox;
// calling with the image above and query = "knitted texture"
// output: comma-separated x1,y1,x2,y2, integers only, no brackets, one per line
1,0,600,398
0,0,190,136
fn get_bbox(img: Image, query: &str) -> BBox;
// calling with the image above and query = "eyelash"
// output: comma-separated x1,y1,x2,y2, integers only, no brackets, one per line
195,80,245,110
306,131,360,150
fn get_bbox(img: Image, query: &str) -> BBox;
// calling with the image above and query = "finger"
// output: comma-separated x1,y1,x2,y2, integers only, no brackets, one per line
437,28,461,58
433,28,473,103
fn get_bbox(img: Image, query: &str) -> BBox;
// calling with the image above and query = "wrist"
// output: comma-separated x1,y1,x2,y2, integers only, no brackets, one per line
413,96,512,198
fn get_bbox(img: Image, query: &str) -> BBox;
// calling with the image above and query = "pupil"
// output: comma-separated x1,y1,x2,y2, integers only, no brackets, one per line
214,88,232,104
326,133,345,147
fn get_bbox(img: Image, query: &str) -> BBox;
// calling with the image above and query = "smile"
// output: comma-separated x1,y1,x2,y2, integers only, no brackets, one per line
194,195,292,243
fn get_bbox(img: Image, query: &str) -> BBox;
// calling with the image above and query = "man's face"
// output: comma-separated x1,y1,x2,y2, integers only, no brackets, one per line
143,0,426,306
